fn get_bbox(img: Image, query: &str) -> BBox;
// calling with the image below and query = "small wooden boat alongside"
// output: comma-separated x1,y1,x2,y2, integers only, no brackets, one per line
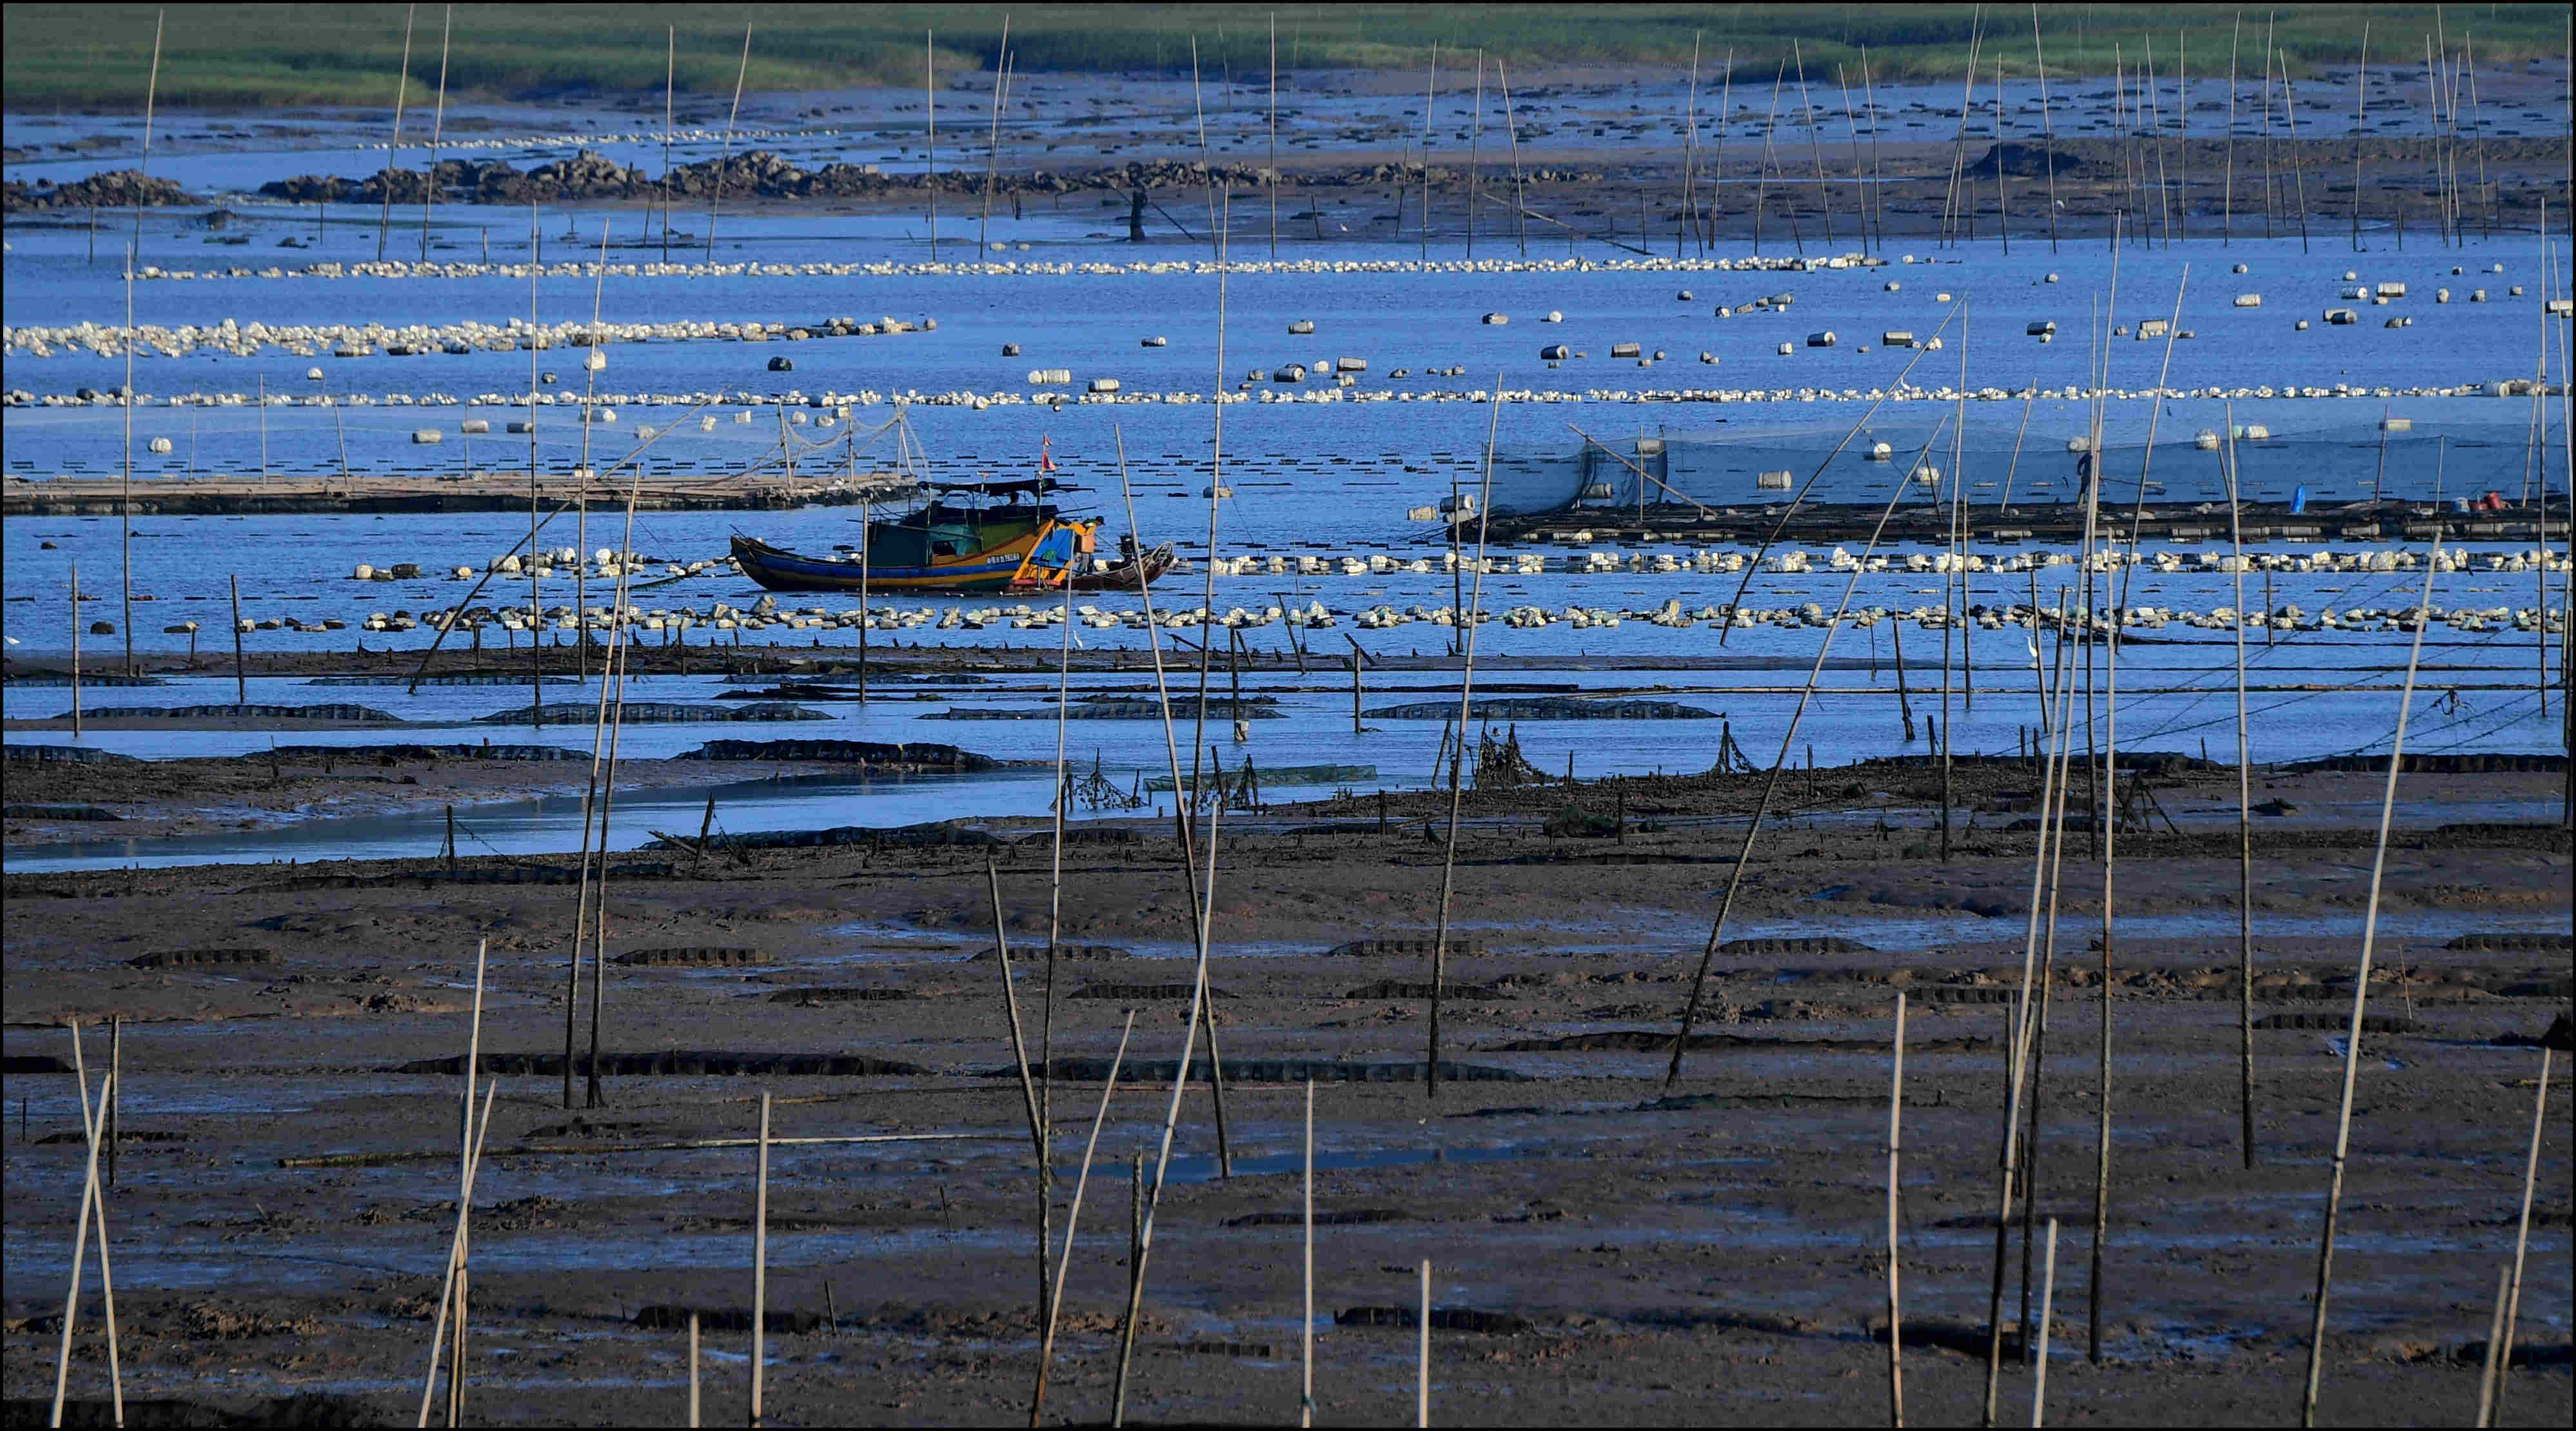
1070,535,1180,592
732,478,1113,595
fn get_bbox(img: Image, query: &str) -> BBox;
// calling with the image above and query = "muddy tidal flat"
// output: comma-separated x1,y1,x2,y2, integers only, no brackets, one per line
3,758,2568,1426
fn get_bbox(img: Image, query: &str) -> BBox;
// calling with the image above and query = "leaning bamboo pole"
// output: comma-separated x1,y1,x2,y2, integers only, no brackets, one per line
1794,39,1834,246
1303,1076,1317,1428
706,23,751,261
121,248,135,678
580,464,651,1109
2032,7,2060,253
2223,14,2239,244
925,30,939,262
380,6,415,260
1886,992,1908,1427
49,1029,120,1431
750,1094,769,1428
2491,1047,2551,1419
419,5,449,262
2031,1218,2061,1426
2223,410,2258,1167
1667,393,1965,1085
1425,384,1504,1098
983,857,1050,1328
2297,520,2447,1428
1030,1012,1134,1426
2019,594,2081,1366
413,1078,497,1428
131,10,161,262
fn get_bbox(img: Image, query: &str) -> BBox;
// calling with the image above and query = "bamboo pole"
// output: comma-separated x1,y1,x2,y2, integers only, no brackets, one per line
70,562,81,739
1669,393,1965,1084
526,201,541,729
1710,54,1736,248
1270,17,1281,259
121,249,134,678
1417,42,1437,261
1303,1076,1316,1428
2020,596,2080,1365
925,30,938,262
1469,50,1484,260
414,1078,497,1428
380,6,414,260
2493,1047,2550,1419
1426,385,1504,1098
420,5,449,262
661,28,673,261
2224,411,2257,1167
1030,1011,1134,1426
687,1311,699,1427
2465,1263,2511,1426
708,23,751,261
446,940,486,1427
2223,14,2239,244
1752,63,1784,253
1112,433,1236,1179
2032,8,2060,253
2030,1218,2059,1426
1794,39,1834,246
1836,63,1869,255
1416,1259,1431,1428
1940,10,1985,246
983,856,1049,1327
132,10,160,262
1677,36,1700,257
2279,39,2312,252
1986,593,2079,1425
2351,22,2370,252
2298,520,2447,1428
1887,992,1907,1428
582,478,645,1110
106,1018,120,1191
1499,59,1526,256
48,1029,117,1431
751,1093,768,1428
228,573,244,704
978,18,1012,258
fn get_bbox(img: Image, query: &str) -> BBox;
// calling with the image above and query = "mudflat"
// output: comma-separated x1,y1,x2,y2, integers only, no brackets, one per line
3,762,2568,1425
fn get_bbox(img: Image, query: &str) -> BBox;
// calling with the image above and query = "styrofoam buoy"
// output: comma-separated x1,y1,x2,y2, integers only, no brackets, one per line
584,351,607,371
411,428,443,444
1002,343,1021,356
460,419,489,434
1289,319,1317,335
1142,335,1168,347
735,411,754,423
1482,312,1509,325
1539,344,1570,361
352,564,374,580
1776,342,1794,355
1610,342,1642,358
304,367,324,380
1542,311,1563,323
768,355,794,371
1089,377,1121,393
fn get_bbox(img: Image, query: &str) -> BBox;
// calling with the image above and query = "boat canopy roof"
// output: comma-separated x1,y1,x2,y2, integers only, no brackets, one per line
929,477,1077,497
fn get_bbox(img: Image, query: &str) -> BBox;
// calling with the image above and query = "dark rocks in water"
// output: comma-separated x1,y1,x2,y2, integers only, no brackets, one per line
0,1055,77,1075
0,744,141,764
476,701,829,724
1068,982,1235,1000
679,738,999,770
2287,753,2568,775
653,820,1000,852
128,948,277,970
1335,1306,1533,1335
50,703,400,722
257,862,671,892
0,168,193,211
1543,804,1620,838
1965,142,2112,179
997,1056,1533,1084
1719,936,1878,955
2252,799,2299,816
1014,827,1140,846
972,943,1133,962
611,947,770,967
1328,938,1488,958
2254,1012,2419,1034
1365,698,1717,720
393,1051,925,1077
3,804,121,821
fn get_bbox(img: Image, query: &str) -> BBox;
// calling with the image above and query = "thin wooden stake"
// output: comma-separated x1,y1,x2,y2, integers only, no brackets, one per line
121,248,135,678
2225,410,2258,1167
2493,1046,2550,1420
1887,992,1907,1428
751,1092,769,1429
687,1311,700,1427
415,1078,497,1428
708,23,751,261
925,29,938,262
1303,1075,1316,1428
1416,1259,1431,1428
419,5,449,262
979,18,1012,258
1427,384,1504,1098
2031,1218,2060,1427
49,1029,119,1431
70,562,81,739
131,10,161,262
2298,521,2447,1428
1030,1012,1135,1426
984,855,1050,1325
2032,7,2060,252
380,5,415,260
2474,1262,2512,1427
105,1018,119,1191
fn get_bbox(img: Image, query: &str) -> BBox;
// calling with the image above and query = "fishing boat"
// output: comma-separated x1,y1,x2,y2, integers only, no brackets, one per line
731,477,1108,595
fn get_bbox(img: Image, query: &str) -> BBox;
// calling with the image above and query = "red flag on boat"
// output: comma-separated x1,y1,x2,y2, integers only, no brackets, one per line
1039,435,1057,473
